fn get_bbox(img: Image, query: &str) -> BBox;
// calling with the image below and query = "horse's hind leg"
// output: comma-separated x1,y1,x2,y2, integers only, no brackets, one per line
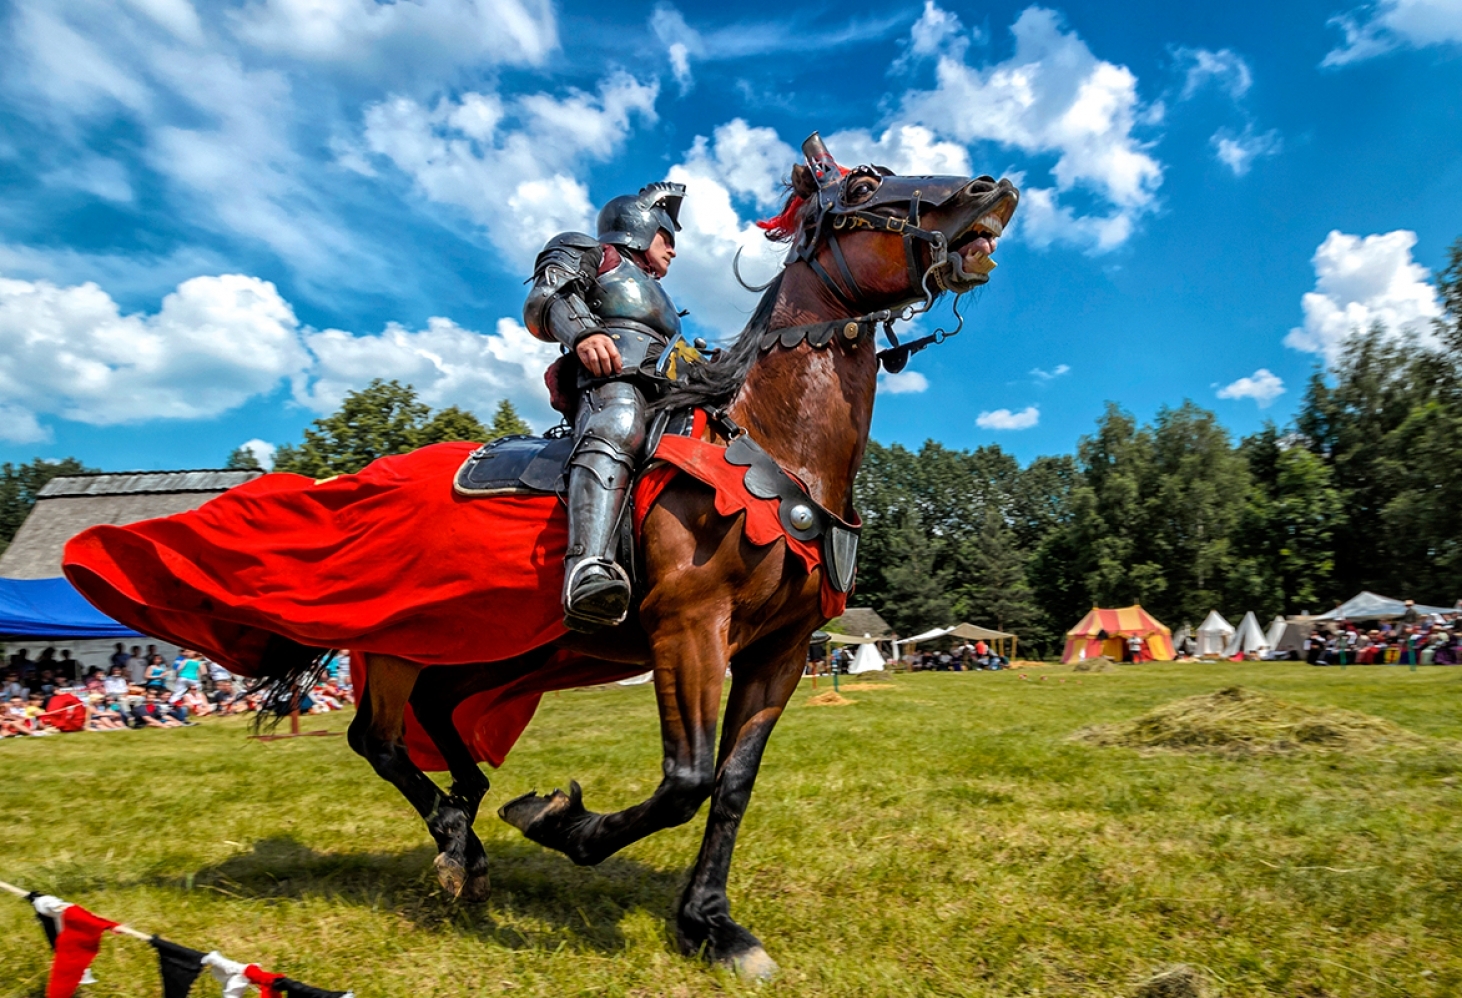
347,653,489,901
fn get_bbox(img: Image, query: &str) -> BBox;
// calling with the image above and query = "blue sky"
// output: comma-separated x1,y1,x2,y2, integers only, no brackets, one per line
1,0,1459,471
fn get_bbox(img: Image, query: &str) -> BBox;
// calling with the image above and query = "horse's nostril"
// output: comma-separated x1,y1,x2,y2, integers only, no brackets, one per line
963,179,996,197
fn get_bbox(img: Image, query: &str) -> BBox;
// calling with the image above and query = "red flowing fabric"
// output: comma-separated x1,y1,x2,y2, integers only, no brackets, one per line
42,693,87,733
47,905,118,998
64,429,849,771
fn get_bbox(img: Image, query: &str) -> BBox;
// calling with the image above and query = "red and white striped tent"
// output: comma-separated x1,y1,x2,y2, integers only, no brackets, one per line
1062,605,1175,663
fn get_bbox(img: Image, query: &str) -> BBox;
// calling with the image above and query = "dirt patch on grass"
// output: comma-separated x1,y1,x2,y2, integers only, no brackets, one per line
1133,964,1212,998
1071,656,1118,673
1074,685,1429,756
839,682,893,690
806,691,855,707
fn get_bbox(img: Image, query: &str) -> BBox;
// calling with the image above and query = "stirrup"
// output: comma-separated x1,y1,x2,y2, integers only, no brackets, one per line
563,558,632,632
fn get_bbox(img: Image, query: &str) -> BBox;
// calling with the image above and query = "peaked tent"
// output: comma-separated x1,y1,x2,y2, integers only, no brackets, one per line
1223,611,1271,658
1061,605,1174,663
0,577,140,639
1196,610,1235,656
1265,616,1287,649
849,642,886,674
1314,591,1456,621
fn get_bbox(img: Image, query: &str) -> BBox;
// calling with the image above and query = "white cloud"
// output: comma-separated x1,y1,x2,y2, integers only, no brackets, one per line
240,438,277,470
1030,363,1070,380
1217,368,1286,407
42,157,134,203
824,124,972,176
898,6,1163,253
976,405,1040,430
880,370,930,394
900,0,972,65
0,273,309,427
363,73,659,267
1175,47,1253,100
650,4,702,91
661,122,796,336
298,316,561,427
1285,229,1442,364
1211,126,1282,176
1324,0,1462,66
231,0,558,75
0,270,561,437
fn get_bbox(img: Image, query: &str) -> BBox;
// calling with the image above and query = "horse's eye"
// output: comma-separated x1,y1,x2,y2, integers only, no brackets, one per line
846,180,878,204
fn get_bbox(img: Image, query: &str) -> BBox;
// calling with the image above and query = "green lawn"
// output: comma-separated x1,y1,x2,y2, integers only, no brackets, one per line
3,662,1461,997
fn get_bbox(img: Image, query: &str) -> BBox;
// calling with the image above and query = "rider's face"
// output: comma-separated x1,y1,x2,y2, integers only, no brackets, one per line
644,230,676,278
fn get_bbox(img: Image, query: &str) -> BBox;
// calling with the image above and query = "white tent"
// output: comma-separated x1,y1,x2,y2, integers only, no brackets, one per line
1314,591,1456,621
903,626,955,643
1222,611,1271,658
849,642,886,674
1265,616,1287,648
1196,610,1235,656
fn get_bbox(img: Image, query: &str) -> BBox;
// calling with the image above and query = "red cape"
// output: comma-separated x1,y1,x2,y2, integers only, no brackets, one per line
64,433,846,770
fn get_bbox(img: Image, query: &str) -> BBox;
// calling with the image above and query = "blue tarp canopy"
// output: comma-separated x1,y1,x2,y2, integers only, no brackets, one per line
0,577,141,639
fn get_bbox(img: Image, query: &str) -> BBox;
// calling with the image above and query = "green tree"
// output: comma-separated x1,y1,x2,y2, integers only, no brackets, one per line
874,507,953,636
955,508,1041,635
488,399,533,440
0,457,94,549
225,446,261,470
418,406,490,446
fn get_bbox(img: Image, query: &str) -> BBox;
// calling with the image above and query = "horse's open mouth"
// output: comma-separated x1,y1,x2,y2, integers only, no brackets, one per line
943,193,1017,290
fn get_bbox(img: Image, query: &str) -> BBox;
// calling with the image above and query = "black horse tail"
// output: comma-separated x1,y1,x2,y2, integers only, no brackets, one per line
246,634,337,731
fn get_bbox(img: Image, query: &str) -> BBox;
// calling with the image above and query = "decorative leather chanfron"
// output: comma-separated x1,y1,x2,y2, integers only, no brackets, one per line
454,434,575,496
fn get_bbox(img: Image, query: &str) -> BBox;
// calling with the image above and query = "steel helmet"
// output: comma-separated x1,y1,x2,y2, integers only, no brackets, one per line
597,182,686,252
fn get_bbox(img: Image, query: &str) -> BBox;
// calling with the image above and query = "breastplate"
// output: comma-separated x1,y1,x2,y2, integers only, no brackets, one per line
591,257,682,341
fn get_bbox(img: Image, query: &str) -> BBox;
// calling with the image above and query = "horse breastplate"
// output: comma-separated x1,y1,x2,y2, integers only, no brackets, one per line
591,258,682,348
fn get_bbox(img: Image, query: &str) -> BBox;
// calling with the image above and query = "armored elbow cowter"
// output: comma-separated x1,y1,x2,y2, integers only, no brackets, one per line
524,232,606,350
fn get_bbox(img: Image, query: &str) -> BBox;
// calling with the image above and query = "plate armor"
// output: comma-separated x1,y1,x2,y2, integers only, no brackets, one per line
521,182,687,631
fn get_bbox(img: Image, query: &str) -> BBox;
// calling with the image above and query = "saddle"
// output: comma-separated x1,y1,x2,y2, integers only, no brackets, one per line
451,408,860,602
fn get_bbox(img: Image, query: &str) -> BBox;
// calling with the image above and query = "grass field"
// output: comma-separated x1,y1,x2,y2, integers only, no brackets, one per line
4,662,1461,997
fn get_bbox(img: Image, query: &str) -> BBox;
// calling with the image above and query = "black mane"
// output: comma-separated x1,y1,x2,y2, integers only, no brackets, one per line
652,272,785,413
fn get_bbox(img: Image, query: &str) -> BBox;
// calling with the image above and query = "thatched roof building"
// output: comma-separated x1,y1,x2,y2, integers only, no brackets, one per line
830,606,894,640
0,470,262,579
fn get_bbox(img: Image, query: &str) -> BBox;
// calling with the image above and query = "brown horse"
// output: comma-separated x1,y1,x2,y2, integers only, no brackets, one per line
341,136,1019,979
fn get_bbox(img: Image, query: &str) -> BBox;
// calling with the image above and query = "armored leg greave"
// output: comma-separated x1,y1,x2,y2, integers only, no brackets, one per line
563,380,648,631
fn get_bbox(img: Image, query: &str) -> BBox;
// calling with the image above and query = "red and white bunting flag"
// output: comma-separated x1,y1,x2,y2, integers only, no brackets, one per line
31,895,118,998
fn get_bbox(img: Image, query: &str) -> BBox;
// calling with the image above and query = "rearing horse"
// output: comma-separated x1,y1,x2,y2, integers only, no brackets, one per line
348,136,1018,978
64,134,1018,980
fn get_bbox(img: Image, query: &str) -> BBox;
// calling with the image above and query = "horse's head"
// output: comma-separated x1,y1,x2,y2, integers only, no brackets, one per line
758,132,1019,314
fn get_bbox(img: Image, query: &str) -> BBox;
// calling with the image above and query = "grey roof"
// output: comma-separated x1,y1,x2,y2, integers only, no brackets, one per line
1,469,262,580
830,606,894,639
38,470,262,498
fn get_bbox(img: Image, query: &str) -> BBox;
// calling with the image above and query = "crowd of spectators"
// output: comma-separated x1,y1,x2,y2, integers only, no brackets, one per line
0,643,353,738
908,641,1009,671
1304,613,1462,666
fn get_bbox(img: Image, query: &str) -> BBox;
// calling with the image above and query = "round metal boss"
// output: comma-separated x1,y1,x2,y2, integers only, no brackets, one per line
788,504,816,531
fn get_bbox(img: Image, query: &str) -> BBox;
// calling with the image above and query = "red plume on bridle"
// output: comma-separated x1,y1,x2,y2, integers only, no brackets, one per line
757,132,846,243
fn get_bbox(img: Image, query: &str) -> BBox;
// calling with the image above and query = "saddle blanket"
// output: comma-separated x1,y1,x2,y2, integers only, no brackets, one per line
63,426,848,770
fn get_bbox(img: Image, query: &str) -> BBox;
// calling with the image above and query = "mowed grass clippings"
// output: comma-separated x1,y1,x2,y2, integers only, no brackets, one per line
0,663,1459,997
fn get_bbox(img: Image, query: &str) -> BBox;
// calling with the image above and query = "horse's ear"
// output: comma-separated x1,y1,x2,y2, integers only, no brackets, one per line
790,164,817,199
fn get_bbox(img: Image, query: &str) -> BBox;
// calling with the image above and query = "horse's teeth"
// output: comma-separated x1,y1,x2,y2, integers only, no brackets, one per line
977,213,1005,237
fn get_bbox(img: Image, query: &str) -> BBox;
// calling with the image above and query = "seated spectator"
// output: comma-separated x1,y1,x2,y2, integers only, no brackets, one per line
87,699,127,731
84,668,107,695
133,690,185,728
23,692,53,733
2,694,35,737
102,665,129,697
1,670,24,701
173,686,210,718
207,679,241,714
33,669,57,696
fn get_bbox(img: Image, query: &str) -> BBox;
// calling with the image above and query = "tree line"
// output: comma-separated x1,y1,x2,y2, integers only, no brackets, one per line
855,238,1462,656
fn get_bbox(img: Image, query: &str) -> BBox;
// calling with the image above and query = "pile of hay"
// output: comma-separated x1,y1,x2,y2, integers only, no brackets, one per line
806,691,854,707
1075,686,1428,756
1071,656,1118,673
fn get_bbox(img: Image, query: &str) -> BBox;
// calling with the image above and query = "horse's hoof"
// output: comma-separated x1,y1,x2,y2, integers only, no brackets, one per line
722,946,779,982
459,871,492,903
434,853,489,900
498,781,583,836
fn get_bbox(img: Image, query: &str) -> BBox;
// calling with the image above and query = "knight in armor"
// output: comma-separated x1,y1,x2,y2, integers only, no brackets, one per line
522,182,688,632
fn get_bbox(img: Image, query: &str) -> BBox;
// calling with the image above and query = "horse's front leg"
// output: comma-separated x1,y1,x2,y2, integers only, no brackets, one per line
675,635,806,980
498,616,726,866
